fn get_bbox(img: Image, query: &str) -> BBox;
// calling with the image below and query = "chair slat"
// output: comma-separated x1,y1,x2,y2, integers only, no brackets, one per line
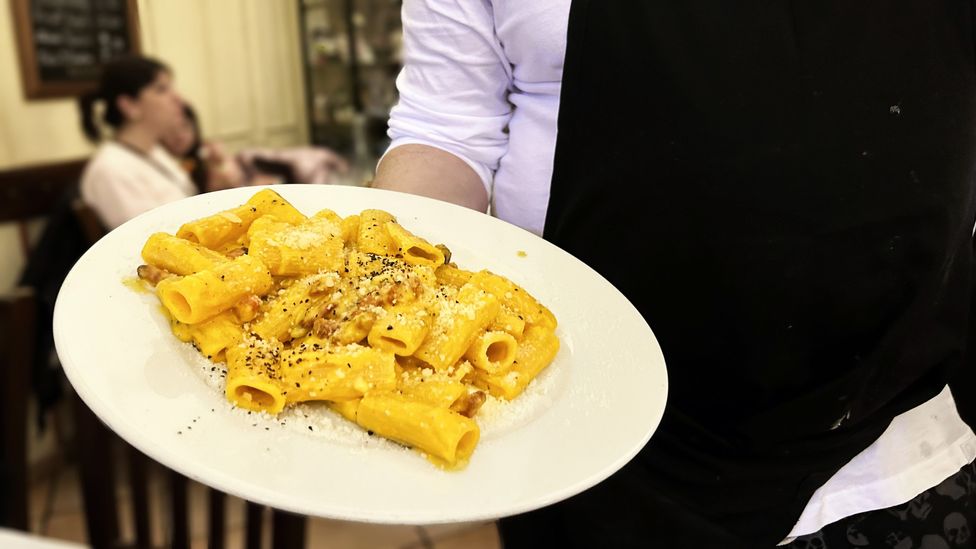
0,288,34,531
73,394,120,547
127,445,152,548
169,470,189,549
271,509,307,549
245,502,264,549
208,490,226,549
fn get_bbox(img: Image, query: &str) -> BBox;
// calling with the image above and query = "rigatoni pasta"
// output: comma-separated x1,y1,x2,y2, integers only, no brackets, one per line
135,189,559,469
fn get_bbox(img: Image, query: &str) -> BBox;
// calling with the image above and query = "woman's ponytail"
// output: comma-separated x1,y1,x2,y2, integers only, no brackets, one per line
78,89,102,143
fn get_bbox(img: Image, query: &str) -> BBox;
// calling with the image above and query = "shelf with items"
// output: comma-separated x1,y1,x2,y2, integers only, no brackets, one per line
299,0,402,174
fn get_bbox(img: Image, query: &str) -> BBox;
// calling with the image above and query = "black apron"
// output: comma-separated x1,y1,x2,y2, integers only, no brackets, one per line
502,2,976,547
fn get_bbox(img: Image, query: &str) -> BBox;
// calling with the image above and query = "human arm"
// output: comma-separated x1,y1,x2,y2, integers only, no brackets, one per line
372,144,488,212
201,141,246,191
371,0,514,212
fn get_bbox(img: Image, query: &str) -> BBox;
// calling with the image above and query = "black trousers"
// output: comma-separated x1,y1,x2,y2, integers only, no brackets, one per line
499,460,976,549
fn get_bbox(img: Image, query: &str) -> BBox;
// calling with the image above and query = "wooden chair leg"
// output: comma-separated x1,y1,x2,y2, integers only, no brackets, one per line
1,289,33,531
127,444,152,548
73,393,119,548
271,509,307,549
245,502,264,549
169,469,189,549
208,490,226,549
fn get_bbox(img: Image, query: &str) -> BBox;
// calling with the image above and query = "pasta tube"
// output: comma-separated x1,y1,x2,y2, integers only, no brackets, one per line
250,273,337,343
475,325,560,400
488,306,526,339
170,310,242,362
470,270,557,330
281,344,396,403
141,232,228,275
464,330,518,374
156,255,273,324
356,393,480,468
435,264,473,288
224,339,286,414
177,189,305,248
385,221,445,267
249,216,344,276
327,399,361,422
414,283,499,371
367,303,430,356
357,209,397,256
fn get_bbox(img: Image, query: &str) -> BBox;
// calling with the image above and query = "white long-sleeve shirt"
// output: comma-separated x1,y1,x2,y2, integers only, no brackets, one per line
81,142,197,230
386,0,976,540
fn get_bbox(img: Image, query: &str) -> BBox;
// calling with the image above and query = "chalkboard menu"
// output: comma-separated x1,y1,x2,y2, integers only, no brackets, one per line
11,0,141,99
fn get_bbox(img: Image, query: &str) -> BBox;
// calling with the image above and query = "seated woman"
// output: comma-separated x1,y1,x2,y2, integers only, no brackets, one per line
78,55,199,230
160,103,261,191
162,103,351,189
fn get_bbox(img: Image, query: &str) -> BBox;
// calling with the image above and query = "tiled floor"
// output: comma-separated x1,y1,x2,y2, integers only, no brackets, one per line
29,462,501,549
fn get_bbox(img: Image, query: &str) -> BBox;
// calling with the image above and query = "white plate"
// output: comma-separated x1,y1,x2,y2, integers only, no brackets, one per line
54,185,667,524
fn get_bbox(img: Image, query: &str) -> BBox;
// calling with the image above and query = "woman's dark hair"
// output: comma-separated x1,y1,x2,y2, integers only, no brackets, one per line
180,104,208,193
78,55,169,143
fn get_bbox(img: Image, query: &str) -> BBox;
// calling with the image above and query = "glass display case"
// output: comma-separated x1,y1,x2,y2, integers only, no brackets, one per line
299,0,402,180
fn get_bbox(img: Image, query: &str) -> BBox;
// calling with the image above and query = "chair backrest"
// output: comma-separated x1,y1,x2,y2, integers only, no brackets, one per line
72,401,304,549
70,199,107,247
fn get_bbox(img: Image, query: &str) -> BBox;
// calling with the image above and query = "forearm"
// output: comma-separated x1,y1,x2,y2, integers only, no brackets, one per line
372,144,489,212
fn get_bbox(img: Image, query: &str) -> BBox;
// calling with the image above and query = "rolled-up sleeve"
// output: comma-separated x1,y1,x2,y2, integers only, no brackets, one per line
385,0,514,195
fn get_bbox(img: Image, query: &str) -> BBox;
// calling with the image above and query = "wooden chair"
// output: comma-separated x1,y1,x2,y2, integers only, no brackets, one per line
0,159,85,532
70,198,107,248
0,287,37,531
72,401,308,549
67,200,308,549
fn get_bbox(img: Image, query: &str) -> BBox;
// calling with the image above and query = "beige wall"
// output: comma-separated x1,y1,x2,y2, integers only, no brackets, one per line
0,0,309,291
137,0,309,151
